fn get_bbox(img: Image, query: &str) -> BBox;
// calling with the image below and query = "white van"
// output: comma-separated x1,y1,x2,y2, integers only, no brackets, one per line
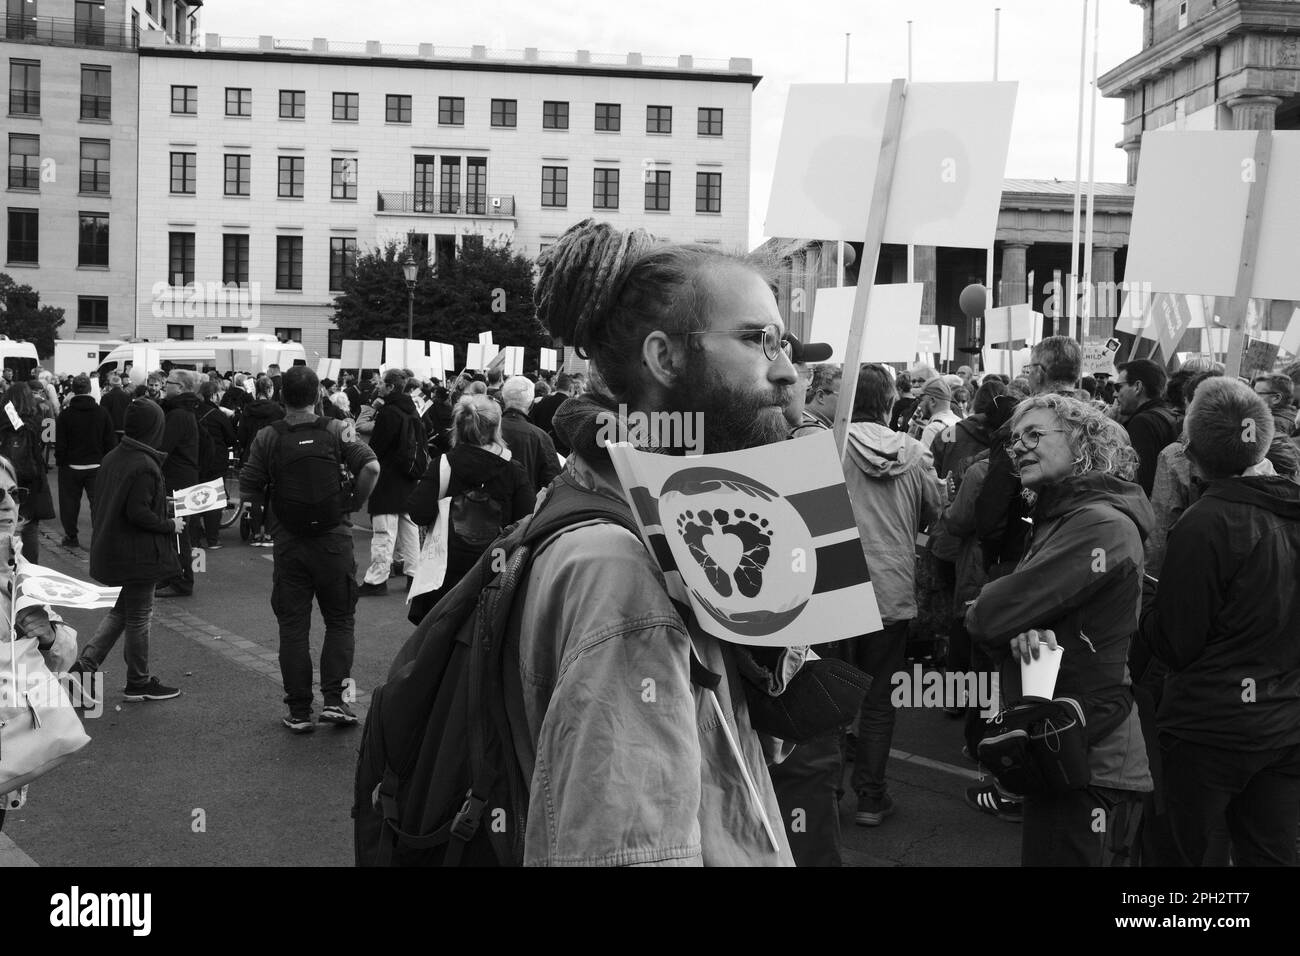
0,336,41,380
54,339,127,376
96,334,307,377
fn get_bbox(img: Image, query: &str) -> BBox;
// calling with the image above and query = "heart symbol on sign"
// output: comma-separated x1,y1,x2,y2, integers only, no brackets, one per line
700,527,743,575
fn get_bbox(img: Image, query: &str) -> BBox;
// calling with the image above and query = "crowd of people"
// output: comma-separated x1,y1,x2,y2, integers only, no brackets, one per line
3,217,1299,867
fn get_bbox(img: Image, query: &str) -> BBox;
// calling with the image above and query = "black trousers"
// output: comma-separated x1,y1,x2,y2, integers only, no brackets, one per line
58,465,98,539
771,730,844,867
1021,785,1145,866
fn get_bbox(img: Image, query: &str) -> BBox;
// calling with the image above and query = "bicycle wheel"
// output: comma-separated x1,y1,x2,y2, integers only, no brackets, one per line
220,461,241,529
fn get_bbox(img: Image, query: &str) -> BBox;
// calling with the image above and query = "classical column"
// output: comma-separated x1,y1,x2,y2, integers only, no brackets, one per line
913,245,937,325
1227,94,1283,131
1000,242,1029,307
1089,246,1117,339
1122,138,1142,186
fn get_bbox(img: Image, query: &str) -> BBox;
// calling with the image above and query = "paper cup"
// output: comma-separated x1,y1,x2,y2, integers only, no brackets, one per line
1019,643,1063,700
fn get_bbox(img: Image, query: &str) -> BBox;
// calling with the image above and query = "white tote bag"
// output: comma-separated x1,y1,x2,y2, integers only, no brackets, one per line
407,458,453,604
1,634,91,793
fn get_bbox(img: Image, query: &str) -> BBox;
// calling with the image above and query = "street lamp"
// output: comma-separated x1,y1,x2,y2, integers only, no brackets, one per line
402,257,418,340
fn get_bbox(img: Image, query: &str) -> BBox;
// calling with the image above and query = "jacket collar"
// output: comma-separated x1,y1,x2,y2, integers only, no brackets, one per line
120,436,167,465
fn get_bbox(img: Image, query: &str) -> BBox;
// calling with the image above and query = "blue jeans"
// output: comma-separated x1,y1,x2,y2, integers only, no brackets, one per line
849,620,910,799
78,581,157,687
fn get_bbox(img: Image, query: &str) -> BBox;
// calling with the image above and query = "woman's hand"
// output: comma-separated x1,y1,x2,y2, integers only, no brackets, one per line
1009,628,1058,665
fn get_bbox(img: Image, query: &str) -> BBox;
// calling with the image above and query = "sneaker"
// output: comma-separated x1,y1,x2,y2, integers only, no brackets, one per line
282,713,315,734
255,534,273,548
965,784,1023,823
855,793,895,827
123,677,181,702
154,584,191,597
358,581,388,596
320,702,360,726
66,662,99,711
205,540,223,550
60,535,80,548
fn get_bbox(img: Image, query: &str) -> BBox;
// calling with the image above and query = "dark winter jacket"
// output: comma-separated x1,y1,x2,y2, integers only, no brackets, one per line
501,407,561,495
236,398,285,458
1123,399,1182,497
0,414,53,521
55,394,116,467
1138,476,1300,751
528,390,568,440
100,385,131,435
931,414,994,483
967,472,1155,791
89,399,180,586
159,391,202,492
367,390,420,515
195,402,236,482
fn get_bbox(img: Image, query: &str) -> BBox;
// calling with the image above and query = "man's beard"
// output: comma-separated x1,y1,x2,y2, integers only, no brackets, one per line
669,352,796,453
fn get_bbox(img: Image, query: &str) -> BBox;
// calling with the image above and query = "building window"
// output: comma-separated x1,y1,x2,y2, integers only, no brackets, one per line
327,329,342,359
332,91,358,121
8,134,40,190
329,236,357,291
439,156,460,213
490,98,516,127
78,213,109,267
279,89,305,119
8,60,40,117
543,100,569,130
79,139,110,193
222,233,249,285
274,327,303,343
170,152,196,194
224,153,250,196
645,170,671,211
696,172,721,213
276,236,303,290
171,84,197,114
1178,1,1189,29
385,94,411,123
167,231,195,285
331,158,357,200
595,102,621,131
541,166,567,207
225,87,252,117
78,297,109,331
7,209,38,264
465,157,487,214
80,65,111,120
438,96,464,125
166,324,194,340
220,326,242,334
278,156,304,198
74,1,105,47
593,168,619,209
647,105,673,134
698,108,723,136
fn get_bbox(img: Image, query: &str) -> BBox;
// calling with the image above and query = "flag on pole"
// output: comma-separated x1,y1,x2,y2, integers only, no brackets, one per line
172,478,227,517
14,559,121,614
607,430,880,647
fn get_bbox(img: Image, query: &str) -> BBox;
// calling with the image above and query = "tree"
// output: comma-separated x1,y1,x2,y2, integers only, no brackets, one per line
0,273,65,358
331,237,550,370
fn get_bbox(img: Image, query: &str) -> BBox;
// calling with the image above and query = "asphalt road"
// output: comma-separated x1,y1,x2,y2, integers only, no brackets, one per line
2,474,1019,867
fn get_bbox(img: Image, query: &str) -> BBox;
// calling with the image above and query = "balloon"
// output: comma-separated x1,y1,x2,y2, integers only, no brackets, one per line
959,284,987,319
128,365,147,387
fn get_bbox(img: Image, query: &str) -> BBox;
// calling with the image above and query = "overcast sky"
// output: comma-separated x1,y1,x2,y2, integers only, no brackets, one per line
202,0,1145,249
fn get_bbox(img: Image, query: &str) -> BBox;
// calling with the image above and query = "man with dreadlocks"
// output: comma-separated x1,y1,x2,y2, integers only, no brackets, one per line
511,219,829,865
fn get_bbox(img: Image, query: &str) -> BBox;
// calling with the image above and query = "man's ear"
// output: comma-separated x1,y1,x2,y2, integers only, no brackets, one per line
641,331,681,391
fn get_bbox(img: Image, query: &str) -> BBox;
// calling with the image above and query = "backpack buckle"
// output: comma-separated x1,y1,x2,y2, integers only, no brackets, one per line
450,790,487,842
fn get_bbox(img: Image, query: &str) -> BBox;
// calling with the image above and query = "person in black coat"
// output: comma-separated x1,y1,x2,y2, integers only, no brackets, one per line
499,376,560,495
405,394,534,624
195,380,236,548
156,369,203,596
0,382,53,563
1116,360,1182,498
54,374,116,547
100,372,132,440
359,370,421,595
71,398,184,701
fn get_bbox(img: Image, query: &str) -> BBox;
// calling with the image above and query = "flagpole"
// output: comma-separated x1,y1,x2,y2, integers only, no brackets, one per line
1069,0,1089,339
1081,0,1101,345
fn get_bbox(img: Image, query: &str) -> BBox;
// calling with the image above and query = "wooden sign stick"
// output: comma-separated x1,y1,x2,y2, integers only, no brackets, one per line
1224,130,1273,379
833,78,908,458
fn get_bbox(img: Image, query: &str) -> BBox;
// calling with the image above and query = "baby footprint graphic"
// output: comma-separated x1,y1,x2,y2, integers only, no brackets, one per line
722,510,772,598
676,508,733,597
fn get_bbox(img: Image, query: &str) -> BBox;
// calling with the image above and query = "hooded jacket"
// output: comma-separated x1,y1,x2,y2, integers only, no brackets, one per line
931,414,994,483
843,422,945,621
512,394,799,866
89,399,180,586
368,390,420,515
159,391,202,491
55,394,116,467
237,398,285,457
967,472,1155,792
100,384,131,435
1139,476,1300,751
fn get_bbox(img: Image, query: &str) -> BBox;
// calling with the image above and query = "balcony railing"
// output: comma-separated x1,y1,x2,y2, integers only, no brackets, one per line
2,14,140,52
377,192,516,217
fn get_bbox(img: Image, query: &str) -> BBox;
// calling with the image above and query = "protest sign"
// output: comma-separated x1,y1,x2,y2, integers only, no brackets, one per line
540,347,558,372
608,430,881,648
985,304,1037,349
360,341,383,369
1082,339,1121,376
14,560,121,614
811,284,924,364
340,339,363,369
1242,339,1280,378
172,478,228,517
1279,308,1300,358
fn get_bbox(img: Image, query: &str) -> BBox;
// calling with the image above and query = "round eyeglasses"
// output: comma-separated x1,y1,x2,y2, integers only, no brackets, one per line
675,322,793,362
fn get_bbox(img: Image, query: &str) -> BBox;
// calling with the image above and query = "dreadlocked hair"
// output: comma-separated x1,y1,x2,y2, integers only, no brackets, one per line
534,218,776,401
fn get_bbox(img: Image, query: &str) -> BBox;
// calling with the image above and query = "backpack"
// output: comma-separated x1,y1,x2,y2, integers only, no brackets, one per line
450,483,506,550
352,474,640,866
268,417,350,536
1,423,42,488
398,411,429,480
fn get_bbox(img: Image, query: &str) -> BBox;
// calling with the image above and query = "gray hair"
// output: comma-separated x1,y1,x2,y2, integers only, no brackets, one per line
500,375,535,412
1012,393,1138,481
